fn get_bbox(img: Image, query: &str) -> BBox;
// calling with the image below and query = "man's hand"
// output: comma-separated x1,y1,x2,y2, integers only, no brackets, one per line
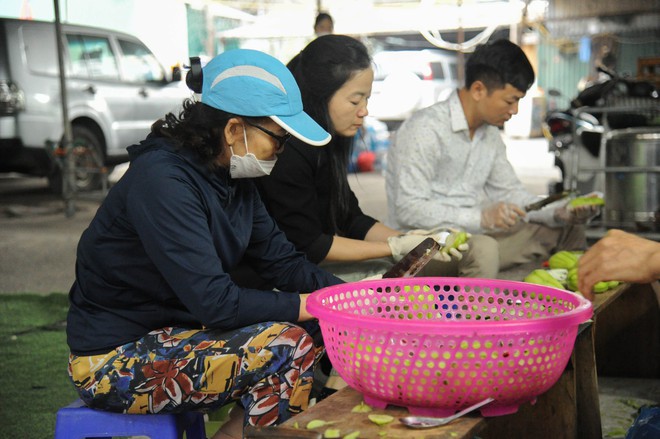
554,204,600,224
481,202,525,231
555,193,603,225
577,229,660,300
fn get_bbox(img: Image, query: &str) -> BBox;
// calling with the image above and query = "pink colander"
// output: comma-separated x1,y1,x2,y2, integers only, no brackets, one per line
307,277,593,417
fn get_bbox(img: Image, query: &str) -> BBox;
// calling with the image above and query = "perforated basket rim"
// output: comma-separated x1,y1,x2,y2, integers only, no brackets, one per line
307,277,593,335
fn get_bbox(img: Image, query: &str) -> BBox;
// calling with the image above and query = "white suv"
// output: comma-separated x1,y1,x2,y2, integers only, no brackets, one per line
0,18,191,192
368,49,459,130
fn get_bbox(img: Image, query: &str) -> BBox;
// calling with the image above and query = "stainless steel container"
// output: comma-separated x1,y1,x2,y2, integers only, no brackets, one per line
604,128,660,231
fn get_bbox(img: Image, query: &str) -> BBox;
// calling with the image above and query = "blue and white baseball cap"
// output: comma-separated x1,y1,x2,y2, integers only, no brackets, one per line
201,49,331,146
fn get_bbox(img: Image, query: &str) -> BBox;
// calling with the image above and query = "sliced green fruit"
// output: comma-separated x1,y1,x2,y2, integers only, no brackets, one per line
307,420,335,429
351,401,372,413
324,428,341,438
368,414,394,426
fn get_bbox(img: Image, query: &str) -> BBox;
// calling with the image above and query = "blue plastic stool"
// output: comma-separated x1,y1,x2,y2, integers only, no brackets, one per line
54,399,207,439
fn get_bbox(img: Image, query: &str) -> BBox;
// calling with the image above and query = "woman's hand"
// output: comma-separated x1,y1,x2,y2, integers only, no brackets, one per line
298,293,315,321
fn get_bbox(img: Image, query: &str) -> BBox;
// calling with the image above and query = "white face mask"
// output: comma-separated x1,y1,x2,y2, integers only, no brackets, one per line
229,126,278,179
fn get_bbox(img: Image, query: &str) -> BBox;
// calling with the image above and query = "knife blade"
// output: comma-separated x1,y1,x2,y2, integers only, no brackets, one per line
524,191,570,212
382,237,442,278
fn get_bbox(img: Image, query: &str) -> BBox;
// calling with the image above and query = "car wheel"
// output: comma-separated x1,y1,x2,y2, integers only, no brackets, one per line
48,124,112,194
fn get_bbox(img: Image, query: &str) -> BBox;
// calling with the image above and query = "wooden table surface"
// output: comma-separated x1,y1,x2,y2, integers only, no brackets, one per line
279,385,485,438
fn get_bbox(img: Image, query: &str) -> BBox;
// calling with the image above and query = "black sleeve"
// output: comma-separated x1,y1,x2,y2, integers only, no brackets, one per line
338,186,378,240
256,142,333,263
256,140,378,263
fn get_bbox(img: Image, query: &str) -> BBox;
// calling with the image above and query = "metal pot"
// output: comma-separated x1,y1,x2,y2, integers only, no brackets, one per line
604,127,660,231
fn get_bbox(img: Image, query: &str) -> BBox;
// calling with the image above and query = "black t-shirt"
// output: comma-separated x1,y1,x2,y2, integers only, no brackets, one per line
255,138,377,264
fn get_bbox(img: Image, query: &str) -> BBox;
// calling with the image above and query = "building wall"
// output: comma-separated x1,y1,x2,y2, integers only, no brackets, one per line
538,0,660,107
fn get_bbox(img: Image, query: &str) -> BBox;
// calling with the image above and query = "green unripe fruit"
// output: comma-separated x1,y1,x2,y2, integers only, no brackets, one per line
442,231,469,253
569,196,605,208
566,268,579,292
593,281,611,293
565,267,620,294
524,269,565,290
548,250,579,270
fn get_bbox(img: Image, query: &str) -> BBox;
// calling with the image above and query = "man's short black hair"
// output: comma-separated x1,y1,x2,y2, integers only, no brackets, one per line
465,39,535,93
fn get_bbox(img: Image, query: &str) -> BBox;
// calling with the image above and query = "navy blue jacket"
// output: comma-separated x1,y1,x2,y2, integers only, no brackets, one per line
67,136,343,355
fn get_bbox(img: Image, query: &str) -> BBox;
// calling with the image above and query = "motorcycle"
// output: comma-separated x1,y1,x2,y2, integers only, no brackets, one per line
543,65,659,195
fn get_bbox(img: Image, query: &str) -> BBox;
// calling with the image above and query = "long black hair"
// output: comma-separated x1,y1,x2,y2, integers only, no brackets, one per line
287,35,372,230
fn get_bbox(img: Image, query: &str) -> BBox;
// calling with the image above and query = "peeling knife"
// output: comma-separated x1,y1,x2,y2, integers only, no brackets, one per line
524,191,570,212
382,237,442,278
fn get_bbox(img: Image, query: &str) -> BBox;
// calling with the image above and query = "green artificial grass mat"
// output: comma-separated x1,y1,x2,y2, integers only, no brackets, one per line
0,293,76,439
0,293,233,438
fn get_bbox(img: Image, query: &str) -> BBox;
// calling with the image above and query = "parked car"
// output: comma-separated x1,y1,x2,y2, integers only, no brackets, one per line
368,49,459,131
0,18,191,192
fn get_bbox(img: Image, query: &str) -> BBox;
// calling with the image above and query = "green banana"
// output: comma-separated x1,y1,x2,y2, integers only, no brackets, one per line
524,269,565,290
569,196,605,208
548,250,580,270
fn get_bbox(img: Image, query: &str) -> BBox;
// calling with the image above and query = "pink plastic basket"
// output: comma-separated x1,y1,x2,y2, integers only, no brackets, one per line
307,277,593,417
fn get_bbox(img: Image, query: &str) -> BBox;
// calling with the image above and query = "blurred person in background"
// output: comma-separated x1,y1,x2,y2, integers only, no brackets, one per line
313,12,334,37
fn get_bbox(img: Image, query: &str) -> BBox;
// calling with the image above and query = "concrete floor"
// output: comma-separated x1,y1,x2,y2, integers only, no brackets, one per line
598,376,660,438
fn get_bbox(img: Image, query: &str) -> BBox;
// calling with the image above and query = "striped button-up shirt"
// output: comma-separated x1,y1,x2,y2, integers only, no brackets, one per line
385,90,556,233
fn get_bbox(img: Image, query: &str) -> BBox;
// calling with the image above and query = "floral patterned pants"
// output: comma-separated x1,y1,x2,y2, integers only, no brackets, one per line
68,322,322,426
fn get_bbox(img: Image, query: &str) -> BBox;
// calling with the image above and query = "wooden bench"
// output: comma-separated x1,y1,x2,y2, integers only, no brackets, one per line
278,282,659,439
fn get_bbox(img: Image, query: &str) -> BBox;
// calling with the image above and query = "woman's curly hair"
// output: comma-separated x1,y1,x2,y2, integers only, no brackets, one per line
150,98,230,167
151,99,269,168
151,99,271,169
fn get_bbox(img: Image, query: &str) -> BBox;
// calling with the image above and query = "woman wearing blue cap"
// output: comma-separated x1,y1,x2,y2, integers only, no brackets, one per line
65,48,341,436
